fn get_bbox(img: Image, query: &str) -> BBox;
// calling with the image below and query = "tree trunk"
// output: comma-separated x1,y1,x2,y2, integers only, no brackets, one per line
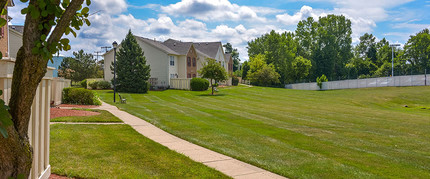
0,47,49,177
210,80,214,95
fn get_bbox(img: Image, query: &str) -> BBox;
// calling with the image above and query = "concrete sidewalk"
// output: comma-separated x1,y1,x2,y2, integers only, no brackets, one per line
96,102,286,179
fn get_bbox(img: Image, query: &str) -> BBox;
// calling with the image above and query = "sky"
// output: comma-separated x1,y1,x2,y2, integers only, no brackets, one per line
8,0,430,61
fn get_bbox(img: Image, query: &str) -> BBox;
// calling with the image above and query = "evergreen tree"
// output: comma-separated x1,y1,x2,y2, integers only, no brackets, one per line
112,30,150,93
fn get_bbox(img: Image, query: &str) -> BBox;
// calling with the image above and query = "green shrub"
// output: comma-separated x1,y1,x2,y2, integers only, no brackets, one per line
88,80,99,89
98,81,111,89
316,74,328,89
232,75,239,86
80,79,87,89
190,78,209,91
62,88,101,105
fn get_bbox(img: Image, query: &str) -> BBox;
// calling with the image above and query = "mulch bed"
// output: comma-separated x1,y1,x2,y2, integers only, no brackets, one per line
50,108,100,119
57,104,99,108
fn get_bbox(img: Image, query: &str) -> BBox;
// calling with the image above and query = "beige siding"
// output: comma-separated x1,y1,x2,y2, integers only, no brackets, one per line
177,56,187,78
0,59,52,179
103,39,170,87
9,29,22,59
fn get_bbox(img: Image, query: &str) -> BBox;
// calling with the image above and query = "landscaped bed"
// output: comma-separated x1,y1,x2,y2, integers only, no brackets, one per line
97,86,430,178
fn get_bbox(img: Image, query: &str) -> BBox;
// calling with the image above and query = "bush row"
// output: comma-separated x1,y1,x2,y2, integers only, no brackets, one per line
89,80,111,90
190,78,209,91
62,88,101,105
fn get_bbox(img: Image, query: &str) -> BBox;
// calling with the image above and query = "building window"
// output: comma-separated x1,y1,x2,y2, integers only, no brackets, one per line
192,74,196,78
187,73,191,78
170,74,176,79
192,58,196,67
170,56,175,66
187,57,191,66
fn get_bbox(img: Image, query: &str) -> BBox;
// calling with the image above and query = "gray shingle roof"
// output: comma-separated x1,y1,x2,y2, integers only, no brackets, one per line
192,42,221,59
9,25,24,34
162,39,193,55
135,36,179,55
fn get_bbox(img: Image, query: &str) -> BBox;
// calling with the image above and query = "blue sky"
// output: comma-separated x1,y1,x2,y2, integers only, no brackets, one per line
8,0,430,60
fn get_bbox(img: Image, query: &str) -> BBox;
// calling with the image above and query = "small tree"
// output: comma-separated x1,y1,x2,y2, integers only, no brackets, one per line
112,30,150,93
316,74,328,89
199,58,228,95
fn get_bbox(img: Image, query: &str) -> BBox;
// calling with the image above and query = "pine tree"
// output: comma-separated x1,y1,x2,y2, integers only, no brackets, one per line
112,30,151,93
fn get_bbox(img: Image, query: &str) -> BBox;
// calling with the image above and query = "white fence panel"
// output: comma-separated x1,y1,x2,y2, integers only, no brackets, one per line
170,78,191,90
0,59,51,179
285,74,429,90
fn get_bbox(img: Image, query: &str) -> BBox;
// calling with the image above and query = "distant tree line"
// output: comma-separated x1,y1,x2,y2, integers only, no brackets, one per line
244,14,430,86
58,49,104,83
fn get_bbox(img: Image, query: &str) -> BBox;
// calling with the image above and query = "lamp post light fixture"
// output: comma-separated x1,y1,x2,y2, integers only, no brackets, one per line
390,44,400,77
112,41,118,102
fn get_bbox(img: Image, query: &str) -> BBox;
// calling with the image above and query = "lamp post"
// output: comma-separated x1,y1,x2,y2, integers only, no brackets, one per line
112,41,118,102
390,44,400,77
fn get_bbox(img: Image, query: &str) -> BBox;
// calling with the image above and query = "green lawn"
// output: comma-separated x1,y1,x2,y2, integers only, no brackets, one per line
97,86,430,178
50,124,229,178
50,109,123,122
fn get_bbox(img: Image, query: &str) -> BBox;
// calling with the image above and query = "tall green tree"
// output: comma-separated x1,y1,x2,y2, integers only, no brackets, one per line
223,43,240,71
296,15,353,80
0,0,91,177
112,30,151,93
241,61,250,79
199,58,228,95
58,50,99,82
292,56,312,82
247,30,299,84
404,28,430,73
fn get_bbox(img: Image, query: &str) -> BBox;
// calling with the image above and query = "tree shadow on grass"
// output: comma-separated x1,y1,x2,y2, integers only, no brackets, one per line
197,93,227,97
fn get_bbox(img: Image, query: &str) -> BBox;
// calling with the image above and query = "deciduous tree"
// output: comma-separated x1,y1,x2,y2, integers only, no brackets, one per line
199,58,228,95
0,0,91,177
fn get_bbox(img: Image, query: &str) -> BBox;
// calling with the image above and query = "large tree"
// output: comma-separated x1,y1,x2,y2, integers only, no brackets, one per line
223,43,240,71
404,28,430,74
112,30,150,93
199,58,228,95
0,0,91,177
58,49,99,82
295,15,353,80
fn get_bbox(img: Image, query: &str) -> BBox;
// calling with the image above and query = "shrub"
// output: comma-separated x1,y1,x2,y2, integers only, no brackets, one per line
232,75,239,86
88,80,99,89
316,74,328,89
62,88,101,105
190,78,209,91
80,79,87,89
98,81,111,89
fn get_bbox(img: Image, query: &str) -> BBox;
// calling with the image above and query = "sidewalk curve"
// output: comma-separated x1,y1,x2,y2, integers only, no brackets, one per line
96,102,286,179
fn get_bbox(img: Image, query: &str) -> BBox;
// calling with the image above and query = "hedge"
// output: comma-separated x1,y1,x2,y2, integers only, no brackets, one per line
62,87,101,105
80,79,87,89
190,78,209,91
232,76,239,86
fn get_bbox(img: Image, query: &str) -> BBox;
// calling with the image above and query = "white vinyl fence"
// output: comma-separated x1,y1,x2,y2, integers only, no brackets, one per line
170,78,191,90
285,74,429,90
51,77,71,105
0,59,52,179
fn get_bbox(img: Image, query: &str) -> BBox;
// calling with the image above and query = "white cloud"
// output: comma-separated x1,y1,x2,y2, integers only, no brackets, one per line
161,0,266,22
276,6,325,25
90,0,127,15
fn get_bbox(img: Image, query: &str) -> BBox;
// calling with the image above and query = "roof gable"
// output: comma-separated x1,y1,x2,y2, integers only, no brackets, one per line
192,42,222,59
135,36,179,55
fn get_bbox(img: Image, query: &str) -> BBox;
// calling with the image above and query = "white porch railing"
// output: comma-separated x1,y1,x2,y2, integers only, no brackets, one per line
0,59,52,179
